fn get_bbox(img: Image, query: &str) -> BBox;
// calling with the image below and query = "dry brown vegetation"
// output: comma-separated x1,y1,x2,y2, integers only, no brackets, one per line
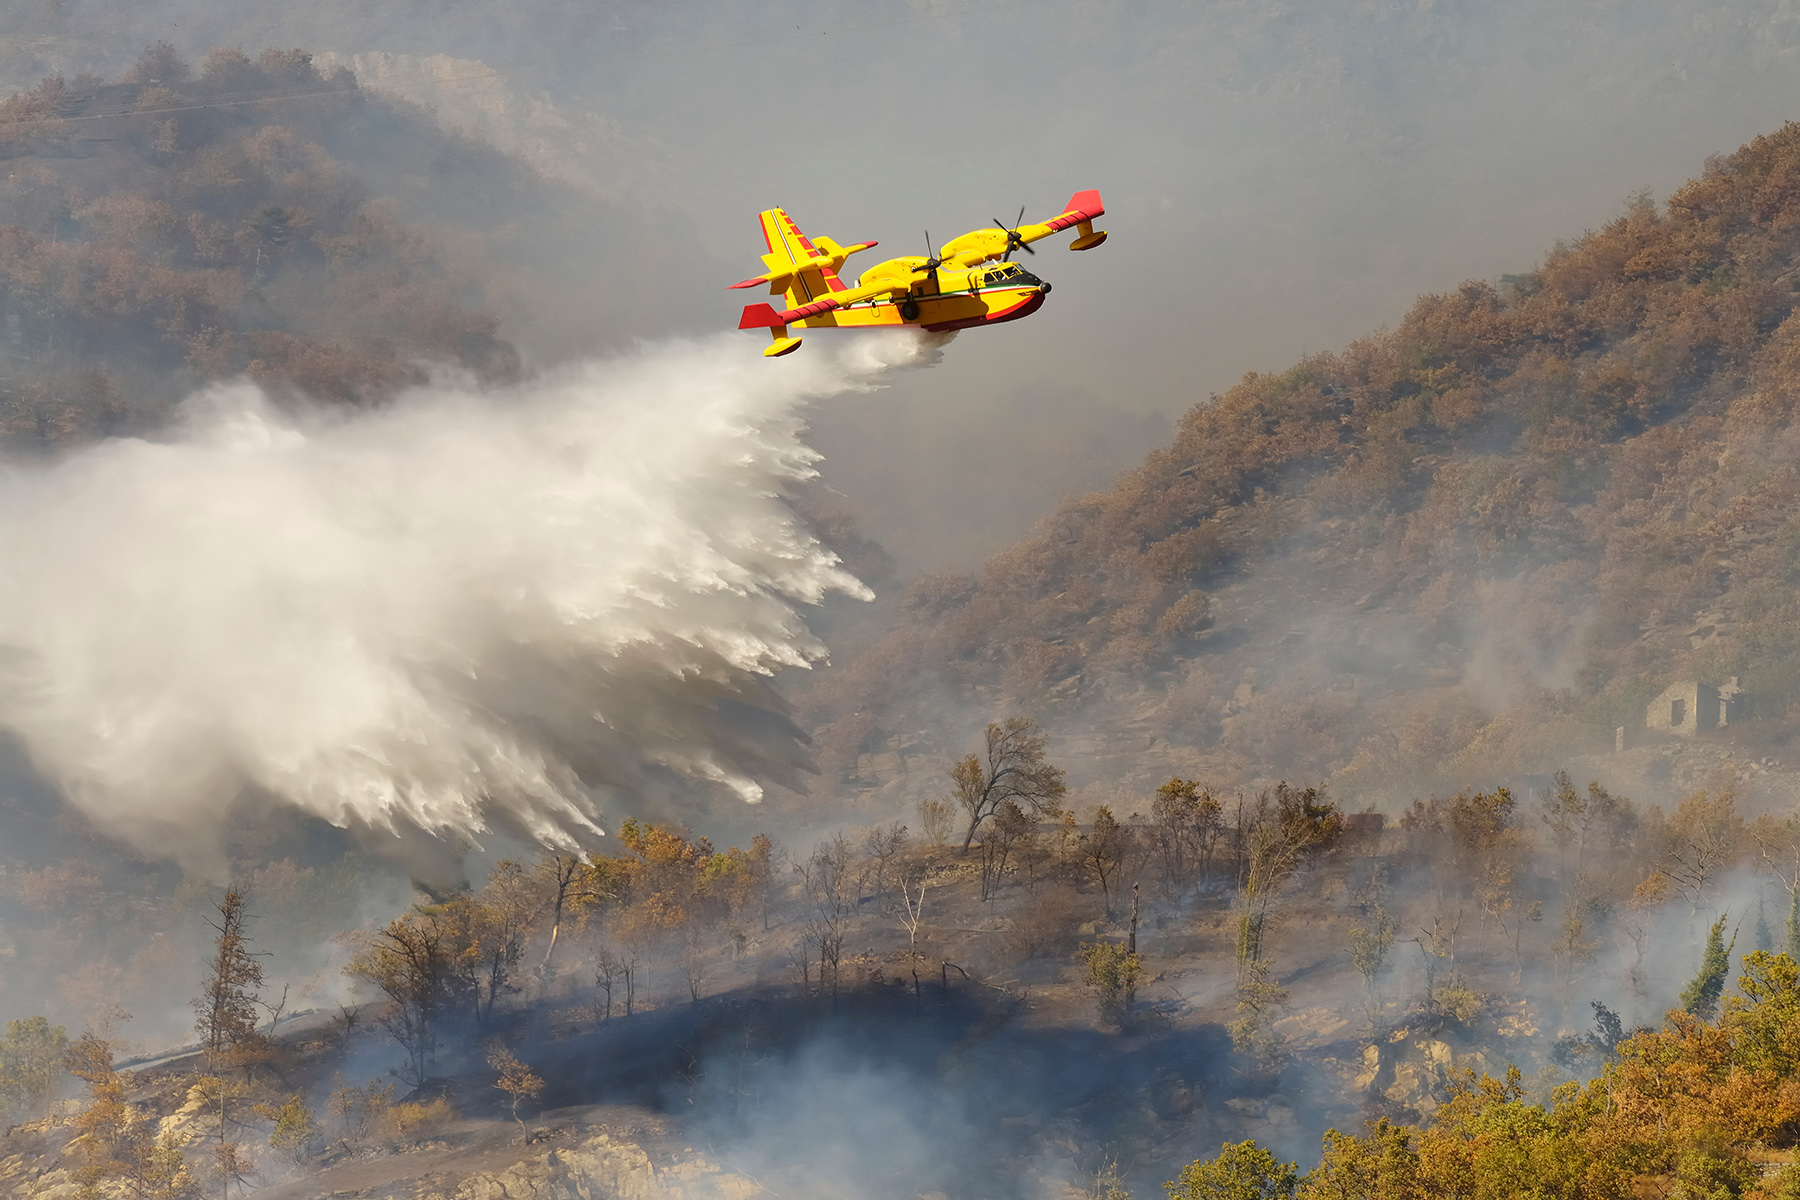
0,45,522,442
8,760,1800,1199
795,121,1800,806
0,42,694,449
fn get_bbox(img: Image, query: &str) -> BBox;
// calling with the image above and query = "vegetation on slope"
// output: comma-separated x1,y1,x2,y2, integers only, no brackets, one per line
11,766,1800,1198
0,42,686,448
798,121,1800,802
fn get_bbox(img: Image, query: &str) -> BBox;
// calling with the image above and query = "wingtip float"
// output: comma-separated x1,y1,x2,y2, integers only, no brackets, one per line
732,191,1107,357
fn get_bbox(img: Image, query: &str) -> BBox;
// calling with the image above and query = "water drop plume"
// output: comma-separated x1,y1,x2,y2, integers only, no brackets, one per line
0,331,940,867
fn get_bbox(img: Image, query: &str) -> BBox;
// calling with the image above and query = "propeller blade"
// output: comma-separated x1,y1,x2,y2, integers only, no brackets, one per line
995,209,1037,260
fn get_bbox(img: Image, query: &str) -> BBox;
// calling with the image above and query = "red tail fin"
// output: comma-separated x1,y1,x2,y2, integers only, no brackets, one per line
1064,190,1104,218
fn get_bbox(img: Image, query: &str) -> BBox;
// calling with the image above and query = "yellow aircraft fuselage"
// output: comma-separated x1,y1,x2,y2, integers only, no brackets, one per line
799,259,1048,332
734,192,1106,356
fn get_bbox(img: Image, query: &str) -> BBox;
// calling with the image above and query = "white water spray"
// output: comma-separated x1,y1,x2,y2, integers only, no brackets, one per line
0,332,938,864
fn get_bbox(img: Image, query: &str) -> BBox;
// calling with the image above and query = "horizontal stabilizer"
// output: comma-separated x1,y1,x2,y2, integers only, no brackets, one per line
729,238,879,291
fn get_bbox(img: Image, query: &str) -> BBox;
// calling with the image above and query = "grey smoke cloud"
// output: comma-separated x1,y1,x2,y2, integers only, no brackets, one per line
0,332,936,866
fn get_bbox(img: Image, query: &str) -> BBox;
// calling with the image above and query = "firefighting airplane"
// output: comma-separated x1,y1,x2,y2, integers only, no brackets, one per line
733,190,1107,357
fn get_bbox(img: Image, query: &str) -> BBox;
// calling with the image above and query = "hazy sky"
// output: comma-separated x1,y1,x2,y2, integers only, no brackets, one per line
9,0,1800,565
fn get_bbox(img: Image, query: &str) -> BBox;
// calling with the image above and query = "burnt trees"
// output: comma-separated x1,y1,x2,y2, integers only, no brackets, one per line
1150,778,1224,897
978,802,1032,902
1663,790,1744,916
194,891,266,1067
1078,806,1129,918
952,718,1067,850
346,915,460,1087
794,835,856,996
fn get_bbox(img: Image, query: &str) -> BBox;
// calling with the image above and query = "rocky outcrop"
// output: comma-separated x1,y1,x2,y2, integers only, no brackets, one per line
424,1134,759,1200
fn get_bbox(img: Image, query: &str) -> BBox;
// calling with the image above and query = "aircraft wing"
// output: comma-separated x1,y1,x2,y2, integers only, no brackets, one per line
941,190,1108,268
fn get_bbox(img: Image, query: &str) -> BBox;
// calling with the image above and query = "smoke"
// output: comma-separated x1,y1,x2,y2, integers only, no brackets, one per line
0,331,940,867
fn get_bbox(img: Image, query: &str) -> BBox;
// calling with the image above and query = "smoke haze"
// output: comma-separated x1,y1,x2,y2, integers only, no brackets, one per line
19,1,1800,566
0,332,937,866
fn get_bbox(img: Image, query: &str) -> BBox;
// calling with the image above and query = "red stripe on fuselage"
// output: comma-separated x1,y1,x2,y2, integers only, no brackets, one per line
920,289,1046,332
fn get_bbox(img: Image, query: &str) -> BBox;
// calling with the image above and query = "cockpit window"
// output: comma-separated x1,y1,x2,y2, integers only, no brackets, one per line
982,263,1041,287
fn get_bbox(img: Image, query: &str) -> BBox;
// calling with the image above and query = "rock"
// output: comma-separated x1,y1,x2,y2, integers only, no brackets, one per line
1149,1071,1197,1118
1416,1039,1453,1069
1385,1063,1426,1108
437,1132,692,1200
1496,1012,1538,1038
1272,1006,1350,1043
1352,1043,1381,1091
1224,1097,1265,1117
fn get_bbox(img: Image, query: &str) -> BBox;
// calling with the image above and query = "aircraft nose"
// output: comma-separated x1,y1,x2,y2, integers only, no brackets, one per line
1040,282,1052,295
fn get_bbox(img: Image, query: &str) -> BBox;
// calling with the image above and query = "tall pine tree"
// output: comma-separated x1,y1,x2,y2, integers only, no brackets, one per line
193,891,266,1065
1679,914,1735,1022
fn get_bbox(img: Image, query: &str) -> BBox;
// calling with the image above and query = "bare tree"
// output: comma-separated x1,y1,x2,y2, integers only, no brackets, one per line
918,798,954,847
1663,789,1744,916
680,922,709,1003
978,801,1033,901
1754,814,1800,957
896,872,931,999
1078,807,1129,917
794,836,857,997
591,946,623,1021
861,823,910,899
952,718,1068,850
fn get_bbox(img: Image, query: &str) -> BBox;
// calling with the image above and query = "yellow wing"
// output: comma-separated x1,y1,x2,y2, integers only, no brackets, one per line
937,190,1107,269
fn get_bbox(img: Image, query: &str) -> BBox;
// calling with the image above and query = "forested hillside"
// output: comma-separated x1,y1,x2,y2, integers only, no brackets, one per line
0,43,689,446
797,123,1800,809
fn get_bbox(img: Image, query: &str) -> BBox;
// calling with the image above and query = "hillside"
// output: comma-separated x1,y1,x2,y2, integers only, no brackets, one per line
4,786,1799,1200
0,43,695,447
794,121,1800,814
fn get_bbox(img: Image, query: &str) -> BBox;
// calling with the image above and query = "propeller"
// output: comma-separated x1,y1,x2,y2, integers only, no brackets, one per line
994,206,1037,260
917,230,943,277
